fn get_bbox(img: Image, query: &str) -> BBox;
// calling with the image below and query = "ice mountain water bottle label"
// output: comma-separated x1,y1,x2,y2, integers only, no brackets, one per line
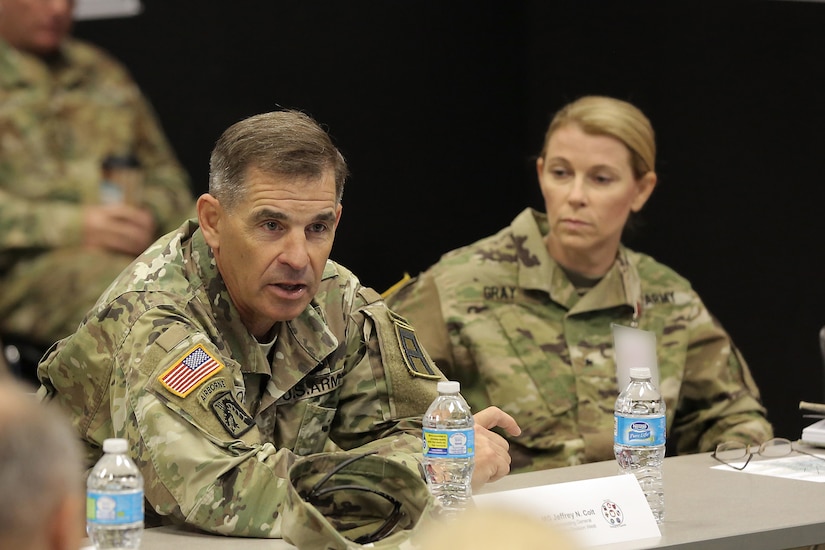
614,415,666,447
423,428,475,459
87,489,144,525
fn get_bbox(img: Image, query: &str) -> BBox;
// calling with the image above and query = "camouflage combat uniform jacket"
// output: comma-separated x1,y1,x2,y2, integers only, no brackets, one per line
38,220,442,537
387,208,772,473
0,37,193,344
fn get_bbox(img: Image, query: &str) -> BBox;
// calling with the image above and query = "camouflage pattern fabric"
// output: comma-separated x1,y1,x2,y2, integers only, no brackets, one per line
37,219,443,538
386,208,773,473
283,451,439,549
0,37,194,346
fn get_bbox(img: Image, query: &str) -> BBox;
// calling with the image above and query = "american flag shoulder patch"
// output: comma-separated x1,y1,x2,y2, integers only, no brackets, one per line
158,344,224,398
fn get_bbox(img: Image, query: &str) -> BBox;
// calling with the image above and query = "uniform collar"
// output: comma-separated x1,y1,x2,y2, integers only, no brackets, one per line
511,208,641,316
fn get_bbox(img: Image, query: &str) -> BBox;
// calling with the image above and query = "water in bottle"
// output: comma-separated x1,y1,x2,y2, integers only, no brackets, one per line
87,438,144,549
422,380,475,516
614,367,666,523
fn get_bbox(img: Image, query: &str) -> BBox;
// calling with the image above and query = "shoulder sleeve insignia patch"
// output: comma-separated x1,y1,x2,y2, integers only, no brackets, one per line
158,344,224,398
210,391,256,437
391,313,441,380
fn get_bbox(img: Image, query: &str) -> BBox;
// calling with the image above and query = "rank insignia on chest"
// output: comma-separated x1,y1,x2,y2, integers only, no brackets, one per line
391,313,441,380
644,291,675,306
158,344,224,398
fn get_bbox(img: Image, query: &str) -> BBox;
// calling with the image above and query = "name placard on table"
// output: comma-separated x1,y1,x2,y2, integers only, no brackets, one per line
474,474,661,549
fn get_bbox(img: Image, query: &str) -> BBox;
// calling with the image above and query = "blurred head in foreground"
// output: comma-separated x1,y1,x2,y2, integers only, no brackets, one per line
417,507,579,550
0,380,84,550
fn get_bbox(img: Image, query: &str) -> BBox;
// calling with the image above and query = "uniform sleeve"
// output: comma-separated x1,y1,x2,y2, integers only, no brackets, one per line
670,299,774,453
90,49,194,235
0,190,84,250
384,271,457,378
329,287,443,463
0,51,88,251
128,90,195,234
39,307,296,538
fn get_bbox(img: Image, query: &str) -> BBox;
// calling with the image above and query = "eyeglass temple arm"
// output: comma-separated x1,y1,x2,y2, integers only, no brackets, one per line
793,447,825,462
712,451,753,470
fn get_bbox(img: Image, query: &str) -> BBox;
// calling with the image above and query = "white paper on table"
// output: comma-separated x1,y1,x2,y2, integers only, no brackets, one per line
711,454,825,482
474,474,661,549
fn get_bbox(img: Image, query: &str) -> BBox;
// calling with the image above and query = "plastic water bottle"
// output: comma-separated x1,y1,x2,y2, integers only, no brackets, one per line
422,380,475,515
614,367,666,523
87,438,144,549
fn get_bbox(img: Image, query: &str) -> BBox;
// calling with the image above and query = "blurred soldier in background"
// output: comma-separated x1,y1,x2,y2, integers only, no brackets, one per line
0,0,194,375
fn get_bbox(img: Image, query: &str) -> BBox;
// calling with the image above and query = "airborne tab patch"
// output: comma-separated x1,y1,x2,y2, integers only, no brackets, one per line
211,391,255,437
391,313,441,380
158,344,224,398
197,377,229,408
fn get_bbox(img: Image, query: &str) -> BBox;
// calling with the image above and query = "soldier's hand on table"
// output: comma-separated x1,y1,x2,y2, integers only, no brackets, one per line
471,406,521,489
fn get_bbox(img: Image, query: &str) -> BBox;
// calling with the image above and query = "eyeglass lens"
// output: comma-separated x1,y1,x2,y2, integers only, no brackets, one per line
714,438,793,464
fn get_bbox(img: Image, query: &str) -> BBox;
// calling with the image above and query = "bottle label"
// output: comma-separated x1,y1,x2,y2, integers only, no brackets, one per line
614,414,666,447
86,489,144,525
422,427,475,459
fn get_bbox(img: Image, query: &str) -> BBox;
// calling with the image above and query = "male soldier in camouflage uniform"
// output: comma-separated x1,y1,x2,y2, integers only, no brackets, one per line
0,0,194,354
386,96,773,474
38,110,519,538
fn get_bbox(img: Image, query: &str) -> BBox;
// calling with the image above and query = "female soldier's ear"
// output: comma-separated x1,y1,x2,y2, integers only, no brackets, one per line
631,172,657,213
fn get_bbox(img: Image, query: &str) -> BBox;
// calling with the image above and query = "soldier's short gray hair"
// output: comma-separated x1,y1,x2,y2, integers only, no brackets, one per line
0,381,83,545
541,96,656,179
209,110,348,210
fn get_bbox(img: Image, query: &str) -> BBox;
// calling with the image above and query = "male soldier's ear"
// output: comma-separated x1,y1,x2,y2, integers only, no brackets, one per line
197,194,222,249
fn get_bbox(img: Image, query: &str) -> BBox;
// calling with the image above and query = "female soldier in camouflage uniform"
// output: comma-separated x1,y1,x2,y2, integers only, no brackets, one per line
386,95,773,473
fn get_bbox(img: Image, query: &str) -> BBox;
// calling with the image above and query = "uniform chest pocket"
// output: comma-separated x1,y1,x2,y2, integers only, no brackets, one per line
466,305,576,426
293,403,337,456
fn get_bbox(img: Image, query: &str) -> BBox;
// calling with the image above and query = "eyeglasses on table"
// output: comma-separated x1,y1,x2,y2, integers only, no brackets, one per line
712,437,825,470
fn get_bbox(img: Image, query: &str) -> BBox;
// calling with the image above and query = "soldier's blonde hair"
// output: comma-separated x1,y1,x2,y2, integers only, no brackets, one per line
540,96,655,179
209,110,348,210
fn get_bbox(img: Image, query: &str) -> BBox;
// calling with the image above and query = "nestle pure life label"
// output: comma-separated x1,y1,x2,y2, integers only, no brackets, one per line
87,489,143,525
614,415,666,447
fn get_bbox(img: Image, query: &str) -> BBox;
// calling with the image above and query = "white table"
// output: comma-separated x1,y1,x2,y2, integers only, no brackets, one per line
83,449,825,549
